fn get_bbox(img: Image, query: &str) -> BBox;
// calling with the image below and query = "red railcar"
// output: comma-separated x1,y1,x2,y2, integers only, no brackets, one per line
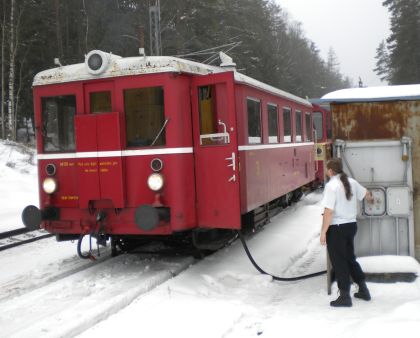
23,50,317,256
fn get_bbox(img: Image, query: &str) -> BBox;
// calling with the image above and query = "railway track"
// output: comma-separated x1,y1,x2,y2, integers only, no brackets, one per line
0,251,194,338
0,227,53,251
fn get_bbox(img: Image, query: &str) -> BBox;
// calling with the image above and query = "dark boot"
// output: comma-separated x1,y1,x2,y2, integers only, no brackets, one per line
354,281,371,301
330,289,352,307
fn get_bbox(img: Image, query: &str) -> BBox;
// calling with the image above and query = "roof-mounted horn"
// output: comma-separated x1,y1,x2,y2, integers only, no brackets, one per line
85,50,118,75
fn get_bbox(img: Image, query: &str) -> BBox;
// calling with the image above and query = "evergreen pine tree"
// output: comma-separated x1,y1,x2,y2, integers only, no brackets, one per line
374,40,390,82
382,0,420,84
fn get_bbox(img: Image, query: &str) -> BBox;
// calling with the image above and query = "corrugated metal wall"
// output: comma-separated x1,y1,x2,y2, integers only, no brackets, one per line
331,100,420,260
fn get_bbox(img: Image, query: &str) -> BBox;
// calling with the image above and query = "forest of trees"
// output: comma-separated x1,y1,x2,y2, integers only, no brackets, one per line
375,0,420,84
1,0,353,143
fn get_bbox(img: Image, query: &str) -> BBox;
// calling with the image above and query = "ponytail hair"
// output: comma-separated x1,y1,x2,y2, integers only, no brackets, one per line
327,158,353,200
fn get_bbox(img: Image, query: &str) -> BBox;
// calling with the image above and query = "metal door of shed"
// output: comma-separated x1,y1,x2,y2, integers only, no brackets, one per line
334,137,415,257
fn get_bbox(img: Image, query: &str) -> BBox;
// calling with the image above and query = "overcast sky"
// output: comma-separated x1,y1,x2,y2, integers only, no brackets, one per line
276,0,391,87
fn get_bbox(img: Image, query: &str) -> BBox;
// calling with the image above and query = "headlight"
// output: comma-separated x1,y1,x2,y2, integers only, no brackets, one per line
147,173,164,191
43,177,58,194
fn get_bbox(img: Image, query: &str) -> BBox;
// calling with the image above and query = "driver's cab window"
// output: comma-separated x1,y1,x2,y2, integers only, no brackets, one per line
124,86,166,147
90,91,112,113
198,84,229,146
41,95,76,152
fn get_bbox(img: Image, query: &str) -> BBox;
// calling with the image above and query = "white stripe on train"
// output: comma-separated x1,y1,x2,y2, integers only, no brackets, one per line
36,142,314,160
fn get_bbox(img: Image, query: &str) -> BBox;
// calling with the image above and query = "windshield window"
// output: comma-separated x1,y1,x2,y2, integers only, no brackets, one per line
41,95,76,152
124,86,165,147
90,91,112,113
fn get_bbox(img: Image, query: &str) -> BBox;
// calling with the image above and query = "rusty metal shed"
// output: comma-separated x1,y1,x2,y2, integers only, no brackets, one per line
321,84,420,260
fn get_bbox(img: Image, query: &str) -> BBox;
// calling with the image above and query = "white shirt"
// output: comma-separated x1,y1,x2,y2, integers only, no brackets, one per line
321,174,367,225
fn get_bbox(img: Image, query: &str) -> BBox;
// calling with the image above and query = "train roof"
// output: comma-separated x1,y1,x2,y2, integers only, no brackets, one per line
321,84,420,103
33,51,311,107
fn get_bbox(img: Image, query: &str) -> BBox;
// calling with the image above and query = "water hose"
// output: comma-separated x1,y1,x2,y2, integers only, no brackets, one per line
237,230,326,281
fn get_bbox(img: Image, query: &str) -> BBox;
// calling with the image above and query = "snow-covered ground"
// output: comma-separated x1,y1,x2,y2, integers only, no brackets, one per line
1,139,420,338
0,140,38,232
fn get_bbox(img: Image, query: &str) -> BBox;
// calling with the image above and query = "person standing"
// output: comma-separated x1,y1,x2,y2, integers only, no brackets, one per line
320,158,374,307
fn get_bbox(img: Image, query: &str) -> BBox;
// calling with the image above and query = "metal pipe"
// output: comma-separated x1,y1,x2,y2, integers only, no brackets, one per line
378,219,382,255
369,217,373,256
396,217,400,255
342,140,401,148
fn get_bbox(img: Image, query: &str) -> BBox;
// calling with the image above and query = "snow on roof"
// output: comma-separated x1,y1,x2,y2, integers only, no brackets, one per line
33,55,219,86
33,52,311,107
321,84,420,103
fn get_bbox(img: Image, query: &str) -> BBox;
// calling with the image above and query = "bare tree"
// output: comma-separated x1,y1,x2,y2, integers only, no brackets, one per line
82,0,89,53
55,0,63,59
7,0,26,141
7,0,15,140
1,0,6,140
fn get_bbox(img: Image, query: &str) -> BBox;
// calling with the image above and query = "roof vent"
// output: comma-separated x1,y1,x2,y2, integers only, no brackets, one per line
219,52,236,70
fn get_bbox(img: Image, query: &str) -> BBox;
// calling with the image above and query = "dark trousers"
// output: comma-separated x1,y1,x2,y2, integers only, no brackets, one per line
326,222,366,292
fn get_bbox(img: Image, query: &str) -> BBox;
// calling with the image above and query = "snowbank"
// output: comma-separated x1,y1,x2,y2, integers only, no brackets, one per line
0,140,38,231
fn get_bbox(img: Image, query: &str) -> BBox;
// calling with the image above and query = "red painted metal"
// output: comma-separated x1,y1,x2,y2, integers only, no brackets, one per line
239,146,315,213
74,112,125,209
30,59,324,242
191,72,241,229
75,115,100,208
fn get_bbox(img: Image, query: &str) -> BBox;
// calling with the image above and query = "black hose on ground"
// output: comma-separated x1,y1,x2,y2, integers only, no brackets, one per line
77,234,94,259
237,230,326,281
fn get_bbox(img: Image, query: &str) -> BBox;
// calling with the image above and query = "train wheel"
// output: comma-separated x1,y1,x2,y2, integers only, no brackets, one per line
111,237,119,257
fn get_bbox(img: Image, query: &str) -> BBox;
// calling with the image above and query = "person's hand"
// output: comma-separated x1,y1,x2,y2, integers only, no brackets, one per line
366,191,374,204
320,232,327,246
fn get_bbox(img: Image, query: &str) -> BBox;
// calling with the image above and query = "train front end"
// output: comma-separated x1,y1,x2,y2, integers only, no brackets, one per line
22,51,200,254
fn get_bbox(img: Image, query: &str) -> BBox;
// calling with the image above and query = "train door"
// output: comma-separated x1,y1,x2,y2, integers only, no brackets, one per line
75,82,125,209
191,72,241,229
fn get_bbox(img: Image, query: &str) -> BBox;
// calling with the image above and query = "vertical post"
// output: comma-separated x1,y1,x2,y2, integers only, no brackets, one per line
149,0,161,56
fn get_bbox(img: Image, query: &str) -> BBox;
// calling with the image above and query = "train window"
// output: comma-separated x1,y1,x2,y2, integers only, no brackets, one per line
268,103,278,143
313,112,323,141
41,95,76,152
295,110,302,142
198,84,229,146
305,112,312,141
124,86,166,147
247,98,261,144
283,108,291,143
90,91,112,113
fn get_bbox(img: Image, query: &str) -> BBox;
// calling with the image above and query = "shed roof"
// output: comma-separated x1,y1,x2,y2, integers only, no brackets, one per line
321,84,420,103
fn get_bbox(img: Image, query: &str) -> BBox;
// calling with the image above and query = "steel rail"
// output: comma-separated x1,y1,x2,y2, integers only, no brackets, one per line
0,229,53,252
0,227,29,240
